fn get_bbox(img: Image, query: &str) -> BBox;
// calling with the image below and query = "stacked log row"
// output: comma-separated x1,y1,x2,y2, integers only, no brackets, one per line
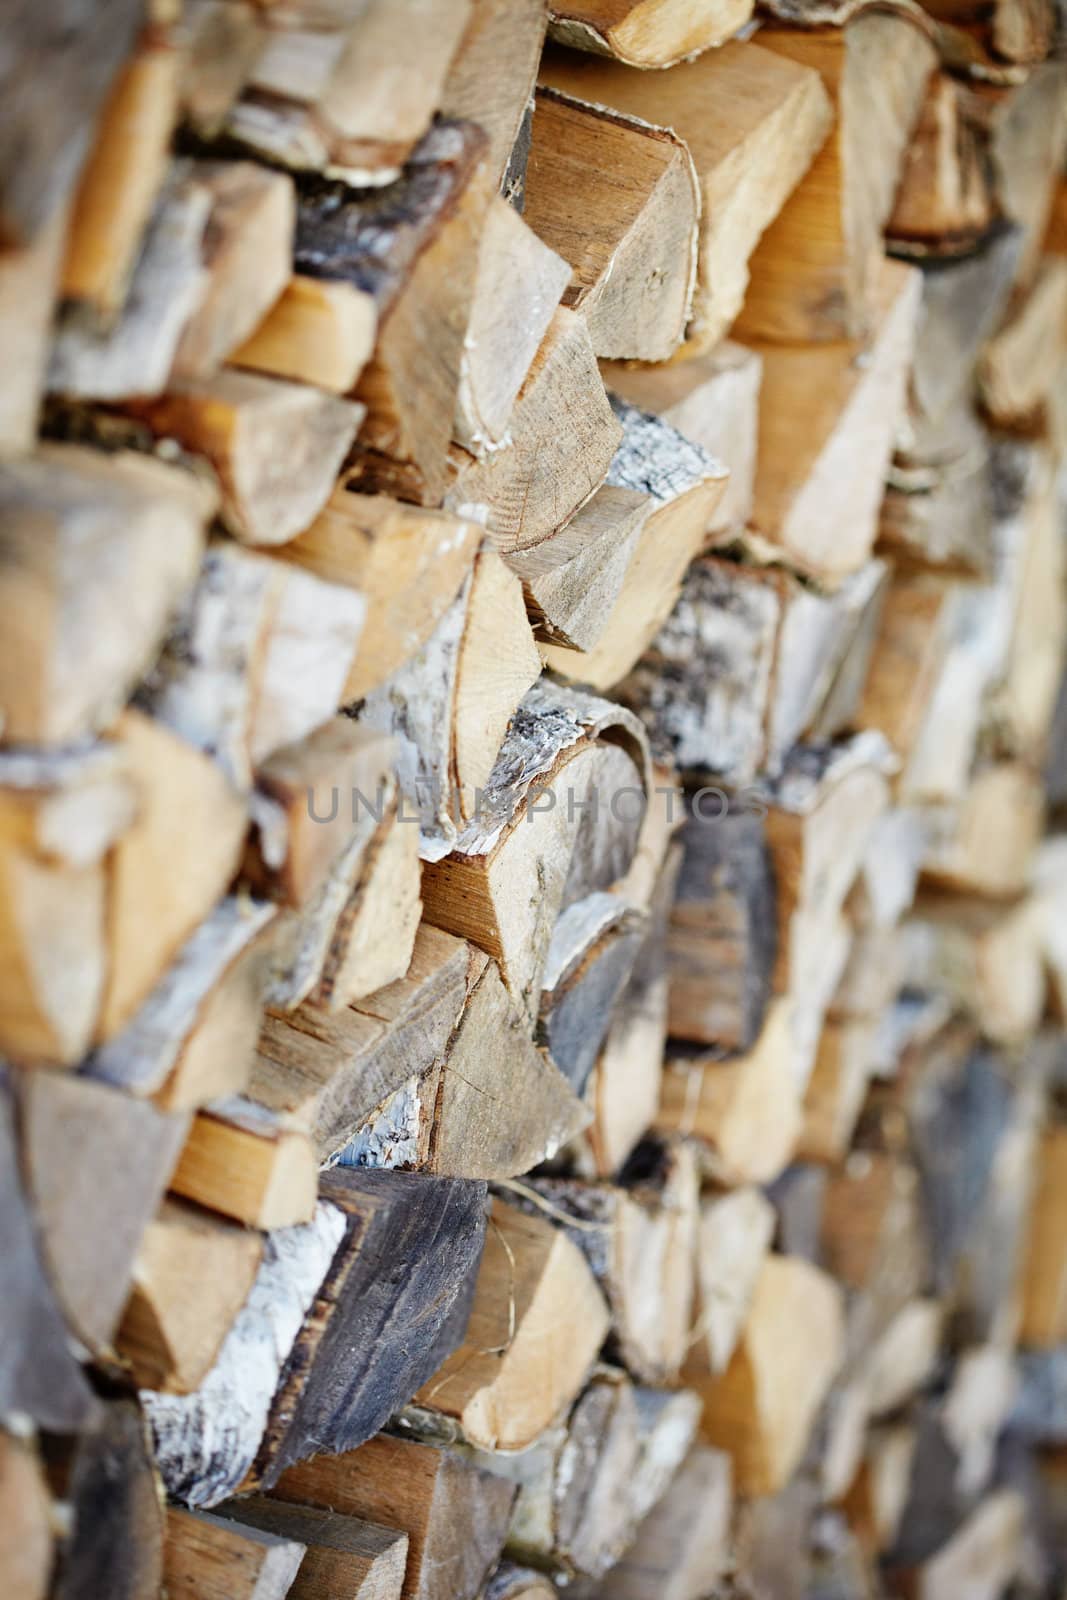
2,2,1067,1598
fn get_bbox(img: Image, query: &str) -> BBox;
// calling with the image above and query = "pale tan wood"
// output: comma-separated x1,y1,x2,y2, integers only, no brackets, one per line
855,569,954,759
447,307,622,554
441,0,548,188
285,491,480,701
415,1198,610,1450
233,274,377,394
745,258,922,580
219,1498,409,1600
523,89,698,363
696,1253,844,1497
89,897,276,1110
308,799,422,1009
979,256,1067,426
134,372,362,547
455,196,569,454
922,762,1044,898
253,924,475,1159
273,1433,516,1600
169,1101,317,1230
1020,1126,1067,1348
249,720,395,908
540,404,726,690
887,72,994,255
507,485,649,652
842,1424,916,1554
737,16,934,341
863,1299,944,1417
118,1199,263,1392
0,203,67,455
0,745,135,1063
0,1431,53,1600
61,30,180,316
172,163,295,380
901,892,1045,1046
657,1001,803,1186
430,958,589,1179
549,0,753,66
234,0,472,183
684,1186,775,1379
179,2,267,140
163,1506,306,1600
601,342,762,535
100,711,248,1039
541,39,833,352
799,1017,879,1164
0,444,210,745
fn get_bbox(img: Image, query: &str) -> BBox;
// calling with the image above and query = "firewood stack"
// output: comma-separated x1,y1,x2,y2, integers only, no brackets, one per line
5,1,1067,1597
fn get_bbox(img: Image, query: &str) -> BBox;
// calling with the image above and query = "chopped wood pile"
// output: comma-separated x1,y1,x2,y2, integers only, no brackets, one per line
6,3,1067,1598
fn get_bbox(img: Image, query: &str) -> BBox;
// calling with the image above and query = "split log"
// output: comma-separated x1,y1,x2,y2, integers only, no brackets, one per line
144,1201,348,1507
59,24,180,319
412,1197,609,1451
695,1252,845,1497
169,1099,318,1231
1018,1121,1067,1348
51,1401,165,1600
864,1299,944,1419
657,1001,803,1185
522,88,699,362
547,0,754,67
454,195,569,455
284,491,480,702
855,569,955,761
799,1017,881,1165
233,274,377,395
922,762,1045,898
359,548,541,846
0,0,141,247
540,39,833,351
0,205,68,455
900,892,1045,1045
539,401,726,690
446,307,622,553
0,1071,96,1431
178,1,266,142
666,807,777,1052
0,444,210,745
118,1199,264,1394
538,896,645,1093
49,167,215,400
98,709,249,1039
296,122,492,505
979,256,1067,427
246,720,396,909
886,73,995,257
887,1489,1025,1600
743,259,921,580
441,0,548,188
162,1506,306,1600
252,924,474,1162
987,60,1067,285
482,1565,555,1600
16,1070,189,1353
842,1424,917,1555
881,406,995,576
521,1142,699,1385
684,1185,775,1379
170,163,296,382
421,683,650,1017
143,541,366,789
0,743,136,1064
586,1445,733,1600
132,372,363,547
506,484,650,652
218,1498,408,1600
232,0,473,187
736,14,935,341
88,896,277,1109
0,1430,54,1600
273,1433,516,1600
601,341,762,536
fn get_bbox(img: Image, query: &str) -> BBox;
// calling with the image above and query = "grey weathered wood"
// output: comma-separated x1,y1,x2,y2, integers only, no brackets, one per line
52,1401,165,1600
253,1169,488,1486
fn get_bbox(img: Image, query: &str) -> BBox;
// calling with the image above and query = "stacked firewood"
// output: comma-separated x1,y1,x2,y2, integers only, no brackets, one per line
4,2,1067,1597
